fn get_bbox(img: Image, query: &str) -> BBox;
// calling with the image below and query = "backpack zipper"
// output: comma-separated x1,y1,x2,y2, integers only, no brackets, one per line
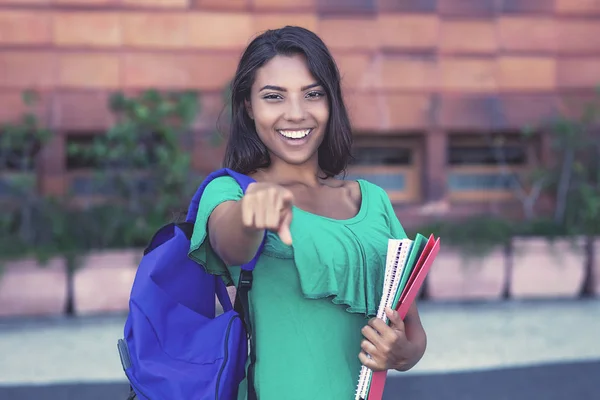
215,315,240,400
128,376,153,400
118,339,153,400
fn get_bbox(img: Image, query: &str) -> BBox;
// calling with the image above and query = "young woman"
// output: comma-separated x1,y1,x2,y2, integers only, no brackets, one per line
189,26,427,399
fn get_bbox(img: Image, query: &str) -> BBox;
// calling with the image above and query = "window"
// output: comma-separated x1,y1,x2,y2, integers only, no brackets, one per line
345,134,422,203
0,129,42,198
65,131,159,201
65,132,104,197
447,133,537,201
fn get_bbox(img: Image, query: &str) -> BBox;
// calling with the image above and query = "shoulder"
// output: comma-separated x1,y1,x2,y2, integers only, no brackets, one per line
204,175,243,193
356,179,390,204
199,175,244,206
357,179,407,237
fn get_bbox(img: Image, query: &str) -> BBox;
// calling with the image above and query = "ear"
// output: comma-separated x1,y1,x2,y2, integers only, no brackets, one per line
244,99,254,120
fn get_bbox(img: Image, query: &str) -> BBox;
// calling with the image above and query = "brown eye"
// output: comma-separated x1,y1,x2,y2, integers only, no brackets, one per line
263,93,282,100
306,91,324,99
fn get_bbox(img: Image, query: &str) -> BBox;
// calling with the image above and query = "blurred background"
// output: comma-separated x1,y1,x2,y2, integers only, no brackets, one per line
1,0,600,399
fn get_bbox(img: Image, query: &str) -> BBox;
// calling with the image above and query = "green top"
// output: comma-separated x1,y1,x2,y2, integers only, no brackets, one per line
188,176,407,400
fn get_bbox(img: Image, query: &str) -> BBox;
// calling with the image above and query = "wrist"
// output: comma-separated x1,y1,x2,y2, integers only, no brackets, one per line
395,342,422,372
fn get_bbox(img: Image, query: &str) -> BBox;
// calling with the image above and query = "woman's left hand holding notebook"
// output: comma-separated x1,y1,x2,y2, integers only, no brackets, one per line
358,306,422,372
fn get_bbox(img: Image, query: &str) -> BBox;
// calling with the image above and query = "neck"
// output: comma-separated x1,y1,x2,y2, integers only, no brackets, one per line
266,155,322,186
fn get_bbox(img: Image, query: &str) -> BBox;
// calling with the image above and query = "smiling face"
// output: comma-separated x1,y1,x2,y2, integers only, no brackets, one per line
245,53,330,169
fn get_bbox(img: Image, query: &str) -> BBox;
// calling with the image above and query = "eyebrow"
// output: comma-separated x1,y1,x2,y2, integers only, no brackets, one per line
259,83,321,92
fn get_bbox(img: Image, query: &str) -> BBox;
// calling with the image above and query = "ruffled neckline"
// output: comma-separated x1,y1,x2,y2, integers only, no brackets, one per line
257,179,397,318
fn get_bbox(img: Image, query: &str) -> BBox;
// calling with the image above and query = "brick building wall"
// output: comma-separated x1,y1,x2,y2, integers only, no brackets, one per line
1,0,600,225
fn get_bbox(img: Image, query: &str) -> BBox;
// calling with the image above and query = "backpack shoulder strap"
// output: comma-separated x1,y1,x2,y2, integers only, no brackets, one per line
184,166,266,304
184,167,266,274
185,168,254,223
185,168,262,400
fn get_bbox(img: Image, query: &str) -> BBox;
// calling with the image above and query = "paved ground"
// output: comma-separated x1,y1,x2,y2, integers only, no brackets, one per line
0,299,599,399
2,360,599,399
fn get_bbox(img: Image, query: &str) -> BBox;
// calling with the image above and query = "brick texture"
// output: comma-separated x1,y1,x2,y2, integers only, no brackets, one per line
58,53,120,89
0,0,49,3
0,11,52,45
122,53,239,90
379,55,438,91
345,92,386,130
121,13,189,48
497,57,556,91
556,0,600,14
193,91,225,131
122,54,195,89
557,58,600,89
498,17,556,52
253,13,318,36
54,0,118,5
52,91,115,130
0,0,600,216
53,12,121,47
316,0,377,15
440,57,497,92
122,12,255,49
501,94,559,127
438,0,497,16
500,0,556,14
557,20,600,54
377,0,437,12
189,12,254,49
317,17,379,50
378,14,439,50
333,53,376,90
0,52,56,89
192,131,227,171
385,93,432,129
438,94,504,129
122,0,190,7
38,133,65,176
192,0,248,10
253,0,315,11
439,20,497,54
0,90,51,124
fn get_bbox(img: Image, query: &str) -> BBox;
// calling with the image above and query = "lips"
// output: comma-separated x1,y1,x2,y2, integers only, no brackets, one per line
277,129,313,140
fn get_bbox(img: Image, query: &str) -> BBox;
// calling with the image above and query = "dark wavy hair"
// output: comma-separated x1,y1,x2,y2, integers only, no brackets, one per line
222,26,353,178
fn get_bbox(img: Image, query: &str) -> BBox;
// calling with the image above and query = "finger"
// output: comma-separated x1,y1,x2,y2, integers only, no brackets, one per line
361,323,384,349
369,317,399,348
360,338,378,356
241,197,255,228
358,352,385,372
385,307,405,332
265,190,282,229
280,189,294,208
277,210,293,245
368,317,392,335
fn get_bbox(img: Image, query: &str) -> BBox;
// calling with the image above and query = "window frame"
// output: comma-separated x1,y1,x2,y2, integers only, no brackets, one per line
346,134,423,204
446,132,539,202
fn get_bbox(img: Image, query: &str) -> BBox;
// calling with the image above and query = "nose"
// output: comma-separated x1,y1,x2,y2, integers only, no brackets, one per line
284,96,306,122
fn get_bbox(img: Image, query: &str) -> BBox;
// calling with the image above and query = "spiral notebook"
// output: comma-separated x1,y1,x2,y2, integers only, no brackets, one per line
354,233,441,400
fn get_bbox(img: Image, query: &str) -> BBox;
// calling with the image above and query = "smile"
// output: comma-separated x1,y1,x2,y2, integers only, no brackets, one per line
277,129,313,140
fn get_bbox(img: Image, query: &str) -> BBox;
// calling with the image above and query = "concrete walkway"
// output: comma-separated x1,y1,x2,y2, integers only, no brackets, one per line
0,299,598,390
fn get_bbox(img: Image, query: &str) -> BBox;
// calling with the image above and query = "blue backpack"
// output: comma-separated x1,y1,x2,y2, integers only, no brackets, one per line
117,168,266,400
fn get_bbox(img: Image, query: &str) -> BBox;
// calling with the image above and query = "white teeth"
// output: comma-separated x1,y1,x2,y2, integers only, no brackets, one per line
278,129,311,139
